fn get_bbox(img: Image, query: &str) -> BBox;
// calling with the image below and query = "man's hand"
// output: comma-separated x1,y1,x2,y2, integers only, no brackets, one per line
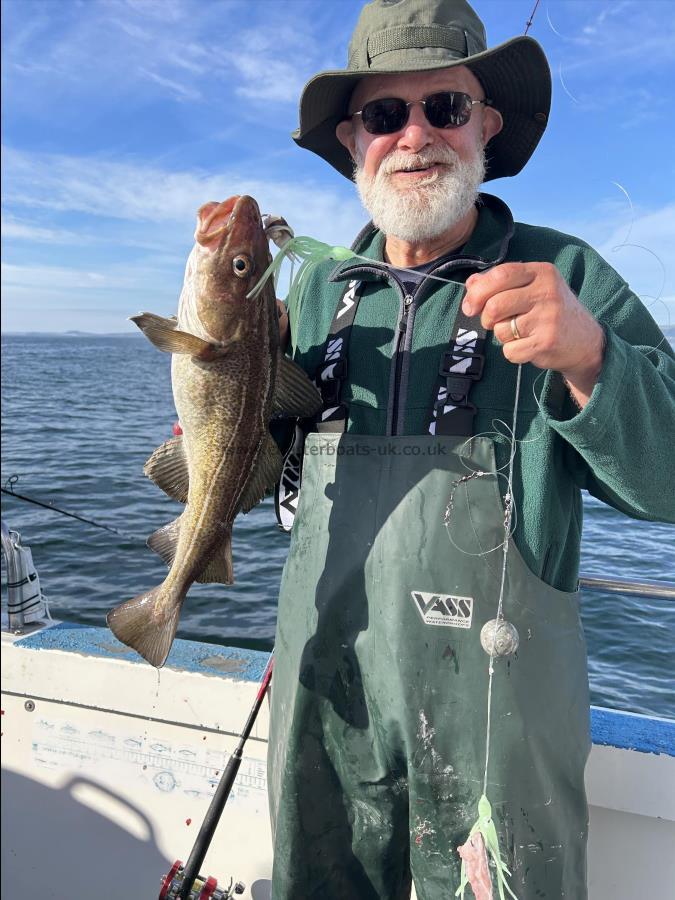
463,262,605,408
277,299,290,351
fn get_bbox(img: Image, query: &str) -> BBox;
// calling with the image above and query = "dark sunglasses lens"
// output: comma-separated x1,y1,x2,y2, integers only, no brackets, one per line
425,92,473,128
361,98,408,134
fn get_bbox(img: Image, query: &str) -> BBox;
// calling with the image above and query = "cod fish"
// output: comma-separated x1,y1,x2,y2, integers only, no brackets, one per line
107,195,320,667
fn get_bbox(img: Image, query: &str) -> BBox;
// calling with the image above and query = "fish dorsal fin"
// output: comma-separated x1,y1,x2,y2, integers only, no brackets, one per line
144,436,190,503
272,354,322,418
196,526,234,585
238,432,284,514
147,515,183,568
130,312,231,361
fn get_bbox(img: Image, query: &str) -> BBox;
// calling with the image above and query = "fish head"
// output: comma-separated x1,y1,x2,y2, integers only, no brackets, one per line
179,195,274,343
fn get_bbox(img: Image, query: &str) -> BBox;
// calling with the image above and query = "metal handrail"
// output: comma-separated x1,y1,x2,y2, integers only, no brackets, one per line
579,575,675,601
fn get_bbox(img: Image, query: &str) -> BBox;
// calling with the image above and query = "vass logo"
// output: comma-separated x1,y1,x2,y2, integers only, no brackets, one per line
410,591,474,629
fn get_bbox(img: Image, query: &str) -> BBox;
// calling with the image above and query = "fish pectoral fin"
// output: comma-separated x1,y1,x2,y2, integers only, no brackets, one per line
196,526,234,585
107,587,181,668
272,354,322,418
130,312,227,360
144,436,189,503
147,515,183,567
238,432,284,513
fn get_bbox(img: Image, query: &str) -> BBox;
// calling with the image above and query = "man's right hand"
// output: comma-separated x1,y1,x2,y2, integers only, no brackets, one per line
277,299,290,351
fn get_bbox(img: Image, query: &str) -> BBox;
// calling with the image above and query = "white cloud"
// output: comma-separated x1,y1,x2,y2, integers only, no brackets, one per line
1,146,368,332
138,68,203,103
1,218,93,245
3,262,108,290
2,146,365,246
547,0,675,74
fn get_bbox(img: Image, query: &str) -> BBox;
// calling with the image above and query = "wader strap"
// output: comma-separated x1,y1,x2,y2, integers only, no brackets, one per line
315,279,364,433
428,307,486,436
275,423,305,532
275,280,364,532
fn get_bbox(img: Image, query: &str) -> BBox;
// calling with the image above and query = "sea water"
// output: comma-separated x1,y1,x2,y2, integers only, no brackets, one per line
1,333,673,717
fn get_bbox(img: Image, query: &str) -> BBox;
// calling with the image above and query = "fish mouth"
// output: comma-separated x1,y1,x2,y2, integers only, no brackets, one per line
195,196,262,251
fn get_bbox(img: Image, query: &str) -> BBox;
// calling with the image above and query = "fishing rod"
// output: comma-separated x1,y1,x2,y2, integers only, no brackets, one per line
1,474,134,539
159,654,275,900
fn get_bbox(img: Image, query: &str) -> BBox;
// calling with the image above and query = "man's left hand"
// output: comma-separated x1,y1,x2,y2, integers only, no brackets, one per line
462,262,605,407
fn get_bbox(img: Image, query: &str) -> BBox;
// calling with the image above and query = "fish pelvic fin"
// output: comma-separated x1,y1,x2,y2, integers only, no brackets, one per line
106,587,182,668
130,312,230,361
272,354,322,418
144,437,189,503
239,432,283,513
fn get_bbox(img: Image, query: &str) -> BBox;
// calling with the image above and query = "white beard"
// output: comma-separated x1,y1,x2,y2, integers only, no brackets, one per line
354,144,486,242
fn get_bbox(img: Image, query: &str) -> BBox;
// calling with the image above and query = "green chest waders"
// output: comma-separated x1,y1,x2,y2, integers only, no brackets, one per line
268,288,591,900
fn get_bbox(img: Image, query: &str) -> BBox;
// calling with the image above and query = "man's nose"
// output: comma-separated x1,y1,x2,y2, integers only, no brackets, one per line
396,102,434,153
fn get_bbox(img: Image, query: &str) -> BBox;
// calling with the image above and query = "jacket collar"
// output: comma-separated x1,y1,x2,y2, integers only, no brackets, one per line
329,192,515,284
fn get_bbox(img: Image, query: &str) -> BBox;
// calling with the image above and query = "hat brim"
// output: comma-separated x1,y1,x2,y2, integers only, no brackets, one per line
292,35,551,182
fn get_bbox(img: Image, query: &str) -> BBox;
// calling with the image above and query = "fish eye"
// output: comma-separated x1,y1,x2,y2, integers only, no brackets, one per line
232,255,253,277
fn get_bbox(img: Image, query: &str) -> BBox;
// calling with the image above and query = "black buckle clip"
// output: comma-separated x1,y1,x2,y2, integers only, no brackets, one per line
439,346,485,382
433,397,477,436
442,374,472,405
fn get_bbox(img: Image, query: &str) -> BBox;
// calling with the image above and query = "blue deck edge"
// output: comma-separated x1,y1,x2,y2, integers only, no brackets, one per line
14,621,270,683
13,622,675,757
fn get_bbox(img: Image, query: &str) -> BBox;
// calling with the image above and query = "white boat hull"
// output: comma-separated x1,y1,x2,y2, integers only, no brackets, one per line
2,622,674,899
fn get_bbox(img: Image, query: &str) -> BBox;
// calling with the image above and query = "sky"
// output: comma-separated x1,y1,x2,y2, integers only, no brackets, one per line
2,0,674,333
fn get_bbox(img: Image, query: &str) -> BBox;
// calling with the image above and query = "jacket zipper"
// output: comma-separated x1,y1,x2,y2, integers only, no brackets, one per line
390,293,414,435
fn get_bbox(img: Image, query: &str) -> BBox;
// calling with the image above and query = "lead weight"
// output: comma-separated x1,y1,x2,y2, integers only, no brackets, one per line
480,618,519,657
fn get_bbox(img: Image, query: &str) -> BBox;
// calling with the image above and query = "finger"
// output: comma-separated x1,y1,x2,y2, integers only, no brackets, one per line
479,287,536,331
493,316,527,345
463,263,537,316
501,334,541,365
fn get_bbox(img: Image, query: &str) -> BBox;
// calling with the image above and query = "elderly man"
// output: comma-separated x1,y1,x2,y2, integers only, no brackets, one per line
267,2,675,898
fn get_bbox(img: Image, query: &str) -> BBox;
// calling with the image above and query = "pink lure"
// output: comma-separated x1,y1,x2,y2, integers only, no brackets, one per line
457,831,493,900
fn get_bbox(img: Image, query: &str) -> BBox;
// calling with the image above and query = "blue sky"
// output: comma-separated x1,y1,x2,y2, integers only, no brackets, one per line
2,0,674,333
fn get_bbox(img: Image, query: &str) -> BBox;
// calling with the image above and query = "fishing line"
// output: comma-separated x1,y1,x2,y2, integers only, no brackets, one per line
483,364,522,791
1,474,138,540
524,0,542,36
545,2,569,40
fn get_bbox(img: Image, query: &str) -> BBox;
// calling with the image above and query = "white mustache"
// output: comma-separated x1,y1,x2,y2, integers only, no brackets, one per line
380,149,459,177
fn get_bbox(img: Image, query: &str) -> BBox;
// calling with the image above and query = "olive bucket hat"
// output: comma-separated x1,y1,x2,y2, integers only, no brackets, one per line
293,0,551,182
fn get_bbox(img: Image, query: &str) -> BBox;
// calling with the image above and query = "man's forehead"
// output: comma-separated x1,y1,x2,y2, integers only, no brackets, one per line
349,66,482,109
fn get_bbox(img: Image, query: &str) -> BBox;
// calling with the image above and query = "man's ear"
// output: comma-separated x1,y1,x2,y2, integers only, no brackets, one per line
482,106,503,145
336,119,356,158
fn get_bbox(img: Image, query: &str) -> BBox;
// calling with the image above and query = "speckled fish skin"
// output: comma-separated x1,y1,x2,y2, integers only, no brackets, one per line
107,195,319,668
172,195,279,578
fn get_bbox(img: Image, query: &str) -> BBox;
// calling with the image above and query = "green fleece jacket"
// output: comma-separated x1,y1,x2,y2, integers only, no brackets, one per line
286,193,675,591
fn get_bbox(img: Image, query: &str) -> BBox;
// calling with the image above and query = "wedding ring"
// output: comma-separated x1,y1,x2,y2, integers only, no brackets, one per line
510,316,522,340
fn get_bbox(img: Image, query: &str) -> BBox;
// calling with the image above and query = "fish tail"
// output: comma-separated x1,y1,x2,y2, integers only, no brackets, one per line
107,586,182,668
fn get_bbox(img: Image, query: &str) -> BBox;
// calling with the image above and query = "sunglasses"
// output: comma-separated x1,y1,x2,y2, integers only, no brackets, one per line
350,91,490,135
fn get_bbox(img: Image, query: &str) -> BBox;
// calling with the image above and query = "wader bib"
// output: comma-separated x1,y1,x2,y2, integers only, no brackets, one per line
268,283,591,900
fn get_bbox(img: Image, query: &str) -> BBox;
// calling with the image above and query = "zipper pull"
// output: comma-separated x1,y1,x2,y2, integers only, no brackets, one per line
399,294,413,331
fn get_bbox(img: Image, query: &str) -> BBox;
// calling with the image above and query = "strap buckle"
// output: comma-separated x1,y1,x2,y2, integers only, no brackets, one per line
433,396,477,436
439,345,484,382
